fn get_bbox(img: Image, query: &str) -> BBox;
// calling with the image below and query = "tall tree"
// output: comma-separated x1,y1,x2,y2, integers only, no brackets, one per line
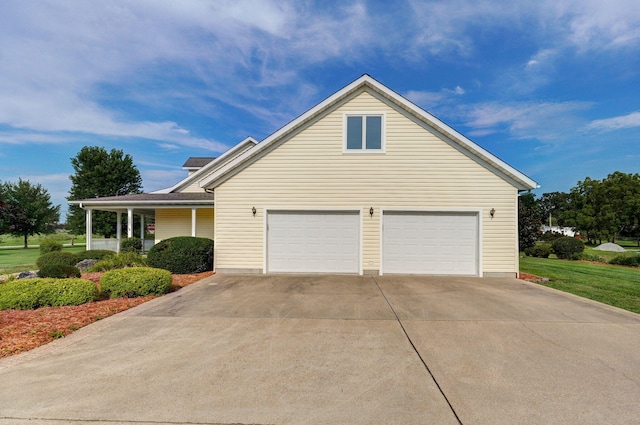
66,146,143,237
0,179,60,248
537,191,573,228
518,192,541,251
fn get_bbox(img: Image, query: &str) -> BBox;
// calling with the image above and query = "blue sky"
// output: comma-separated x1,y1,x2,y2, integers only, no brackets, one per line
1,1,639,217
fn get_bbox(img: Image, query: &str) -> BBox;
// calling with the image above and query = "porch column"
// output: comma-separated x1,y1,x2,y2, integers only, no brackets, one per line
127,208,133,238
116,212,122,253
191,208,197,237
85,208,92,250
140,215,145,239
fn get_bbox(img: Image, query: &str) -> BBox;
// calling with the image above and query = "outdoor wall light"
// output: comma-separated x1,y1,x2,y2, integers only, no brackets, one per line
252,206,257,216
369,207,374,217
490,208,496,218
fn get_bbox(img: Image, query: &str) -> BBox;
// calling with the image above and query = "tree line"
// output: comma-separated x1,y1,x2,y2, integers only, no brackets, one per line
519,171,640,249
0,146,142,248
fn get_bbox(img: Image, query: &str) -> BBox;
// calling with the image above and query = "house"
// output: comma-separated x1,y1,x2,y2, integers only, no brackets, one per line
71,75,538,277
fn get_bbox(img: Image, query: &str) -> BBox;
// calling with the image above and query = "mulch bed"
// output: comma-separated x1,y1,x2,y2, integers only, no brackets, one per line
519,272,550,282
0,271,214,358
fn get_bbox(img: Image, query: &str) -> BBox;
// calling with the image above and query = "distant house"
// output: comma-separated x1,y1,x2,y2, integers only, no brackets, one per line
70,75,537,277
541,225,576,237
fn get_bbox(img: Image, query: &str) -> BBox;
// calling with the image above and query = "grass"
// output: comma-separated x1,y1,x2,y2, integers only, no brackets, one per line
520,255,640,314
0,246,86,275
0,232,86,248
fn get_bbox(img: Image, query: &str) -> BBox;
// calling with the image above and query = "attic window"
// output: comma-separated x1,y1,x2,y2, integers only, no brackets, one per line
344,114,384,152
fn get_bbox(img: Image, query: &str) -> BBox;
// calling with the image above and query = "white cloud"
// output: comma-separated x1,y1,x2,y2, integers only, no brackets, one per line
462,100,592,141
0,0,639,152
405,85,466,109
586,111,640,132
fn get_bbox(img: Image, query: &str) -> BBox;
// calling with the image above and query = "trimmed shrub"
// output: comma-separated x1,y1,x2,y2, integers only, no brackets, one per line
38,264,81,279
74,250,115,262
609,254,640,267
552,236,585,260
524,244,552,258
87,252,147,272
147,237,213,274
572,253,607,262
0,278,98,310
36,252,78,269
39,239,63,254
120,237,142,253
100,267,172,298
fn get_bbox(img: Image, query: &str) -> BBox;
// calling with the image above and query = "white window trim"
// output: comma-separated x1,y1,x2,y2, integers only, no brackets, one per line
343,112,386,153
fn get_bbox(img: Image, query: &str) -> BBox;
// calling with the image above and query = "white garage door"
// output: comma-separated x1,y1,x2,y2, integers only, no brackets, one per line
267,211,360,273
382,211,479,275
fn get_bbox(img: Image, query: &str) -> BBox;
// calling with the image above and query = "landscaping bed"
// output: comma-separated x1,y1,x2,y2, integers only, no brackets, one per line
0,271,214,358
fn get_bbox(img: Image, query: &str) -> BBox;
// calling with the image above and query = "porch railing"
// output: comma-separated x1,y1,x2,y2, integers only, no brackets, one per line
88,238,156,253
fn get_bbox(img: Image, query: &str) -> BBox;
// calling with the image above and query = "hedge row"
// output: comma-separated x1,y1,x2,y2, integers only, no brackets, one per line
0,278,99,310
1,267,175,310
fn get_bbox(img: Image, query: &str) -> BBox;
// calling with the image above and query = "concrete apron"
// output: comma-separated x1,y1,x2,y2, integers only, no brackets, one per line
0,274,638,425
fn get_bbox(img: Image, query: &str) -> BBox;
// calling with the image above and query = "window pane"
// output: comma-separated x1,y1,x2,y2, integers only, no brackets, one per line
346,116,362,150
366,116,382,149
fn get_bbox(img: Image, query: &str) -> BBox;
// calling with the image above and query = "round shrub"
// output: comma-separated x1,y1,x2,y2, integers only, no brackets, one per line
75,250,116,261
551,236,585,260
524,244,552,258
0,278,98,310
100,267,172,298
36,252,78,269
120,237,142,253
38,264,81,279
147,237,213,274
39,239,63,254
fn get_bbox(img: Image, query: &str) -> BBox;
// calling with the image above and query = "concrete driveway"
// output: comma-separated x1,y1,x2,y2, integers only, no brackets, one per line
0,274,639,425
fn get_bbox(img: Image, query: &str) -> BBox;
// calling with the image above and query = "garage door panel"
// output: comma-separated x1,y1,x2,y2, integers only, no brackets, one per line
383,212,478,275
267,211,359,273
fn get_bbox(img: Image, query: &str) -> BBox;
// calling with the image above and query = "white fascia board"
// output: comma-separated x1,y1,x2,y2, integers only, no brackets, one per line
152,137,258,194
69,200,214,208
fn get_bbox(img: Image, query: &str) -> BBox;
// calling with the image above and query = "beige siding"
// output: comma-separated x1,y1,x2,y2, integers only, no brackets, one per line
155,208,214,243
214,90,519,275
196,208,215,239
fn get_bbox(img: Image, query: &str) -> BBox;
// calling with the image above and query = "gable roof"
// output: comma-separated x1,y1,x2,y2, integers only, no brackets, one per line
153,137,258,194
182,157,216,169
198,75,538,191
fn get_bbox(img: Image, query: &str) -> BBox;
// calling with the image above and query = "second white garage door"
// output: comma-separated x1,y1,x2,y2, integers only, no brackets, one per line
382,211,479,275
267,211,360,273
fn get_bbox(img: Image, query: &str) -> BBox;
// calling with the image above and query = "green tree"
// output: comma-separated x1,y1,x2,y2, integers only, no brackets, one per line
537,191,573,228
518,192,541,251
599,172,640,242
0,179,60,248
566,172,640,244
66,146,143,237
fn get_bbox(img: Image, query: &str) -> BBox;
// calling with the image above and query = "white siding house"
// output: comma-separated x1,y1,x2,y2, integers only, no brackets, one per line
70,75,537,276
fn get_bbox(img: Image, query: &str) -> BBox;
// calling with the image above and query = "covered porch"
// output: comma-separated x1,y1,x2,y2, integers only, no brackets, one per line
70,193,215,252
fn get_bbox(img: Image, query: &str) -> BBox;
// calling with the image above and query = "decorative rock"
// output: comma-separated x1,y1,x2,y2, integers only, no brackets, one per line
75,259,97,272
17,271,38,280
593,243,626,252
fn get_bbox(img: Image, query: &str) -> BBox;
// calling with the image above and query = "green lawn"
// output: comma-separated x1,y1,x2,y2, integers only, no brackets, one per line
0,246,86,275
520,256,640,314
0,233,86,248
